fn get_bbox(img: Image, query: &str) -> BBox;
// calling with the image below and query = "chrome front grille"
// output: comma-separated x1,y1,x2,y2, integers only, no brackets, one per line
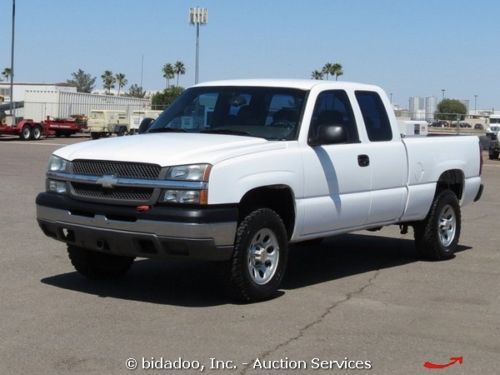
71,182,154,202
72,160,161,180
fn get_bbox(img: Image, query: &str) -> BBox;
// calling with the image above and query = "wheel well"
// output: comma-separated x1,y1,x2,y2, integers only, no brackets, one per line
436,170,464,199
238,185,295,239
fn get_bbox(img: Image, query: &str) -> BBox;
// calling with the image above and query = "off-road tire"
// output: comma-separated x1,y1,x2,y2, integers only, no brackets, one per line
67,245,134,280
227,208,288,302
414,190,461,260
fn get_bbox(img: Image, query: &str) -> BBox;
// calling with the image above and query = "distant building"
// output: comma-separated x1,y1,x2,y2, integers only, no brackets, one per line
0,82,76,103
408,96,437,121
425,96,437,121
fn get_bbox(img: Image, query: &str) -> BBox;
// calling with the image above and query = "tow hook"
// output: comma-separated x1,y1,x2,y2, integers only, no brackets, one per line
399,224,408,235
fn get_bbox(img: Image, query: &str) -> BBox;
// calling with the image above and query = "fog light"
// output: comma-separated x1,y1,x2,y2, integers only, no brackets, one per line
47,180,67,194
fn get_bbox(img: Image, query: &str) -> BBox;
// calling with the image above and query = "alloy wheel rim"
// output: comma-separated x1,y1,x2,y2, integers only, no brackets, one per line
247,228,279,285
438,204,456,247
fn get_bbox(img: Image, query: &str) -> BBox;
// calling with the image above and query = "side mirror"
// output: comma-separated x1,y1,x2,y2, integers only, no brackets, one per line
138,117,155,134
309,124,347,146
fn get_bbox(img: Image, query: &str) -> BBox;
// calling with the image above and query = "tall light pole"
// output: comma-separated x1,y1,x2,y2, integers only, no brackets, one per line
189,7,208,85
9,0,16,124
474,94,478,114
441,89,445,101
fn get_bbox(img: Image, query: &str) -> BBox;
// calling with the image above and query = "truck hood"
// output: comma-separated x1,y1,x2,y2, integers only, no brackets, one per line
54,133,286,166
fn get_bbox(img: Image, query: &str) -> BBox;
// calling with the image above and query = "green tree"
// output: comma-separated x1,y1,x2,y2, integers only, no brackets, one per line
162,63,175,89
126,84,146,98
151,86,184,110
311,70,324,80
435,99,467,122
101,70,116,94
115,73,128,96
332,63,343,80
322,63,334,80
174,61,186,86
2,67,12,81
66,69,96,93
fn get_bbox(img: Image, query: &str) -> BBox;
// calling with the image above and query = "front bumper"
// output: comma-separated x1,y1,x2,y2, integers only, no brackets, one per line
36,193,237,261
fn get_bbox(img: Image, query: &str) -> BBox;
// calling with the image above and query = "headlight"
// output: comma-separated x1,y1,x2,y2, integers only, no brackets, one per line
166,164,211,181
48,155,70,172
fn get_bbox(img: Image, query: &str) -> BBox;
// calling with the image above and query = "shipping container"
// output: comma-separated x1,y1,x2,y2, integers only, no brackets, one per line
23,90,150,122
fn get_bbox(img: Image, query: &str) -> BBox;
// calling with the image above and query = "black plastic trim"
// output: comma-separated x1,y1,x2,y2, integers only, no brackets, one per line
36,192,238,224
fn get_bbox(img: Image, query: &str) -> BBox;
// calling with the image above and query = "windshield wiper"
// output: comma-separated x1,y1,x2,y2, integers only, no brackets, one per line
148,127,187,133
201,128,255,137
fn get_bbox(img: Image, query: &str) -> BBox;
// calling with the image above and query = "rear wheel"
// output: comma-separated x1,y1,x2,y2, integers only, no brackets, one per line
414,190,461,260
20,126,32,141
489,151,499,160
90,132,100,140
31,125,42,140
227,208,288,302
67,245,135,279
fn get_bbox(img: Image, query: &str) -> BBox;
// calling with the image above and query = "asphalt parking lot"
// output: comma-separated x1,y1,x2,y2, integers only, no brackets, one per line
1,134,499,375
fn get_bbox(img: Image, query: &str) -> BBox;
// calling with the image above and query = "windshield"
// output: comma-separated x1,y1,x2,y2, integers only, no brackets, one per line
149,86,307,140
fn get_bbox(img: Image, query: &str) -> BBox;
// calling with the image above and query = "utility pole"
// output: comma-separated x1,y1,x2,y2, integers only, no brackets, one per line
441,89,445,101
189,7,208,84
9,0,16,125
474,94,478,114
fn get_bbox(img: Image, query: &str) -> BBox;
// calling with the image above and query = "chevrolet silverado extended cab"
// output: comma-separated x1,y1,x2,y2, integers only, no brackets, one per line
36,80,483,302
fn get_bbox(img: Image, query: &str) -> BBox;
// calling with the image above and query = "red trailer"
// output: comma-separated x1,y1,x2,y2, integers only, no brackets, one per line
43,117,86,137
0,118,48,140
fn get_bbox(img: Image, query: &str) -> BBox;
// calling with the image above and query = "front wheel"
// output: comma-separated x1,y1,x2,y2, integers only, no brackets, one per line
227,208,288,302
414,190,461,260
90,132,100,140
489,151,499,160
67,245,135,279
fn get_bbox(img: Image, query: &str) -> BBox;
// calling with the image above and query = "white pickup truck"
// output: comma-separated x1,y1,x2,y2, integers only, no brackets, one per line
36,80,483,302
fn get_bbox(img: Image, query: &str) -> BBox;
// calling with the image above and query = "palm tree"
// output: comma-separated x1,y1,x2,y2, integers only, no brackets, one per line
2,67,12,81
174,61,186,86
115,73,128,96
311,70,324,80
322,63,334,80
162,63,175,89
101,70,115,94
332,63,343,80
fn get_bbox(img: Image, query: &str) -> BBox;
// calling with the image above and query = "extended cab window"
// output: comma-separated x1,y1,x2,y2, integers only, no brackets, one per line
355,91,392,141
310,90,359,143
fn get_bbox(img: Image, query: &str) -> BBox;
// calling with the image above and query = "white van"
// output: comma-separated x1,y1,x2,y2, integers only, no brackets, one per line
88,110,129,139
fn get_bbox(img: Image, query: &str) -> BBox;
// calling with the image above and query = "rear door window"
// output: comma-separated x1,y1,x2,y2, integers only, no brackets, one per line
355,91,392,141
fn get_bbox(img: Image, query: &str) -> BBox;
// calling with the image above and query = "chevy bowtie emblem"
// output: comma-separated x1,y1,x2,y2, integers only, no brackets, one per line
96,175,118,189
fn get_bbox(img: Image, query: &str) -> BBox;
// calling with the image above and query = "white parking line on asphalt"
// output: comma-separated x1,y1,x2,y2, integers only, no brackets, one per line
484,164,500,168
0,141,68,146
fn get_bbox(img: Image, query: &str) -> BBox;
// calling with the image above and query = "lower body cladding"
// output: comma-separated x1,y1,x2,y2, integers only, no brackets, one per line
36,193,237,261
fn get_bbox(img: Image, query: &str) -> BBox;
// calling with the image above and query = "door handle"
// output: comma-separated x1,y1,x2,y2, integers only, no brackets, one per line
358,154,370,167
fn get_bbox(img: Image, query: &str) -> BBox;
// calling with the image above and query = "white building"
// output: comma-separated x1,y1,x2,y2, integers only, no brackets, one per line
0,82,76,103
425,96,437,121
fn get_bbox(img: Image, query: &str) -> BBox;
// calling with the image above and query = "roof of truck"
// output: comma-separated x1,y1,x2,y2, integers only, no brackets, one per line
194,79,380,91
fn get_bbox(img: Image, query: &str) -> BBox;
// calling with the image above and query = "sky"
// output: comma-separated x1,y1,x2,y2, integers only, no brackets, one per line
0,0,499,110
